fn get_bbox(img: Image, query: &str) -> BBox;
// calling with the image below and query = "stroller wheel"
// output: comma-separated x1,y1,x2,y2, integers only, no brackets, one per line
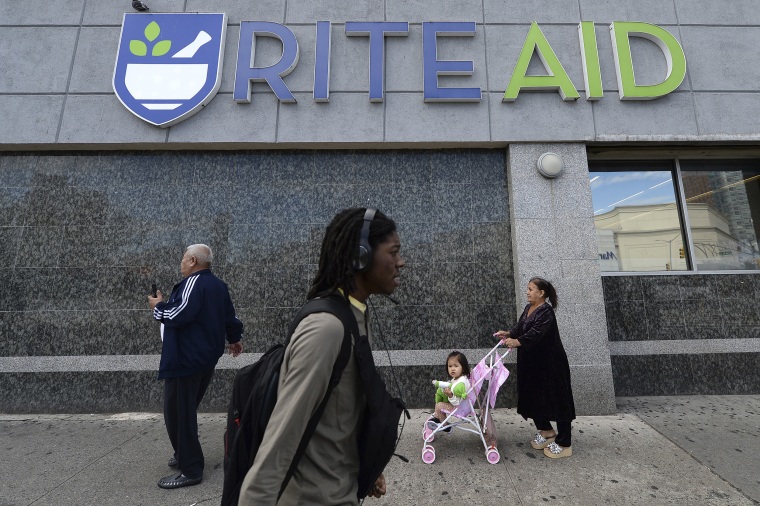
422,445,436,464
486,448,500,464
422,425,435,442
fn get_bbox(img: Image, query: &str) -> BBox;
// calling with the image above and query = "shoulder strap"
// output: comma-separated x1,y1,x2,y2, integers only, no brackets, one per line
278,294,360,499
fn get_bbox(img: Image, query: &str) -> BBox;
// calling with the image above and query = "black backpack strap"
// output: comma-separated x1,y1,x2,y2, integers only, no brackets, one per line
278,294,361,500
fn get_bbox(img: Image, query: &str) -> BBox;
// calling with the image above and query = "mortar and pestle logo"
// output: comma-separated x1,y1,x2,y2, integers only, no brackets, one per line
124,21,212,110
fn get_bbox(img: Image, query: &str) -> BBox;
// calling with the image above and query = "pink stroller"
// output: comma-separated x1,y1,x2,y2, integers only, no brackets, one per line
422,343,511,465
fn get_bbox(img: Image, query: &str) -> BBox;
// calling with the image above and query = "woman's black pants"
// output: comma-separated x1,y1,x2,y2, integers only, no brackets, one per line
534,419,572,447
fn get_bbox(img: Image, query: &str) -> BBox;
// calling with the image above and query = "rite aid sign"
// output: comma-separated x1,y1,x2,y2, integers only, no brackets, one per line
113,13,687,127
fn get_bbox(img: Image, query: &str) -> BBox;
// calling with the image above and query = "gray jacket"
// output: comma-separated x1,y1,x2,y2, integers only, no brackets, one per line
238,303,368,505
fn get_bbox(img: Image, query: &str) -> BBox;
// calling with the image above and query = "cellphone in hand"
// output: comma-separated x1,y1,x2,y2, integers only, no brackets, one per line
151,283,158,297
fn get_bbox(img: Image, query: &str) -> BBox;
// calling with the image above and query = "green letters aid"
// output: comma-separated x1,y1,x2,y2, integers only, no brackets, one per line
578,21,603,100
503,22,579,102
610,22,687,100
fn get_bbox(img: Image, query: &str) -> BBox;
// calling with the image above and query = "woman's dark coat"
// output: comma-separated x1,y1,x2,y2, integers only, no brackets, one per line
508,302,576,422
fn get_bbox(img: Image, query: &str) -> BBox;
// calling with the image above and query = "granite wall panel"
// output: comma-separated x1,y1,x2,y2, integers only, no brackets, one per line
611,353,760,397
0,366,519,414
473,306,513,348
605,275,760,395
689,353,760,396
0,149,514,412
603,274,760,342
0,226,22,263
604,300,645,342
0,189,28,227
611,354,695,396
0,371,212,413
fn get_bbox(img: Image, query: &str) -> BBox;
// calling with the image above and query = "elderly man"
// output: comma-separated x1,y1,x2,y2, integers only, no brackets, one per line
148,244,243,489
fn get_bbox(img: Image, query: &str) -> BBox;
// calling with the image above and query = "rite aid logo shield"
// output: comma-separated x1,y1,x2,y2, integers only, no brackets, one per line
113,13,226,127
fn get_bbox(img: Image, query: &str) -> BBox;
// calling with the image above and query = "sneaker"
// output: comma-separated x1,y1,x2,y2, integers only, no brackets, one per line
426,418,451,433
530,432,556,449
543,442,572,459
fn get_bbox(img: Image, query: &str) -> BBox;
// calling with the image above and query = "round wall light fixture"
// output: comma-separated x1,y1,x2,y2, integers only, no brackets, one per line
537,152,564,179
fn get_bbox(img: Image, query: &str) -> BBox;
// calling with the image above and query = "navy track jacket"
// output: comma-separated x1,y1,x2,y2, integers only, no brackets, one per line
153,269,243,379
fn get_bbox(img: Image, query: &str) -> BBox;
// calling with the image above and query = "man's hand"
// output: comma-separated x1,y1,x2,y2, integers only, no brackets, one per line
368,473,386,498
147,289,163,310
228,341,243,357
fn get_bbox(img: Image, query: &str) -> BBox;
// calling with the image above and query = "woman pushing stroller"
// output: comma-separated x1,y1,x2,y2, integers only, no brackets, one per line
495,277,576,459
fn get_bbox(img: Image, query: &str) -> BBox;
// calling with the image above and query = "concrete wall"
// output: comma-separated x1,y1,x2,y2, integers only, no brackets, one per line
1,0,760,146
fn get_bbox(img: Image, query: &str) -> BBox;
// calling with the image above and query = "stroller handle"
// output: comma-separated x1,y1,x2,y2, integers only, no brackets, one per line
485,338,510,361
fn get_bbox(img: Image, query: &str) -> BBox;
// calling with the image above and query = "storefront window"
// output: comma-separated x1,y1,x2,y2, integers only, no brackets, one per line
680,160,760,271
590,161,687,272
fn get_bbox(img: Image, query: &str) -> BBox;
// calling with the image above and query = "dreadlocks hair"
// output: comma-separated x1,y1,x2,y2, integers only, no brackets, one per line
308,207,397,300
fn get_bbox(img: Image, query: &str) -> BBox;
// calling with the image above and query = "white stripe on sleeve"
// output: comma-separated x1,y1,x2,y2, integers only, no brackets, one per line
162,275,199,320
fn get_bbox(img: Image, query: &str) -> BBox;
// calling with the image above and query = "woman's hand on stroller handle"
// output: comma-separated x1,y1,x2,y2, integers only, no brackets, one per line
494,330,520,348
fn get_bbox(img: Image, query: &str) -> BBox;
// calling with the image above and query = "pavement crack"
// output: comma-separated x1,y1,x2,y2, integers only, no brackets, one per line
27,418,162,505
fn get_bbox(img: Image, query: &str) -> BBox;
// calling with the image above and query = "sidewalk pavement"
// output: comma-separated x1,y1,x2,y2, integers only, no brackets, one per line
1,395,758,506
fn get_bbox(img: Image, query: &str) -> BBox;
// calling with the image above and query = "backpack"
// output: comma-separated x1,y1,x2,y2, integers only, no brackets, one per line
221,294,408,505
353,331,409,499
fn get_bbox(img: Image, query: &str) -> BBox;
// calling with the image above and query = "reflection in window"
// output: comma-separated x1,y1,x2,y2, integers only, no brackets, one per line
680,160,760,271
589,162,687,272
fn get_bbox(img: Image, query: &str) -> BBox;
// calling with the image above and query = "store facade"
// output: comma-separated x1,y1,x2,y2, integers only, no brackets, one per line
1,0,758,414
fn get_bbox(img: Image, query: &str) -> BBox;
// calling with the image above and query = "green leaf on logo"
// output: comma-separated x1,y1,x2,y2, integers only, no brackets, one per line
130,40,148,56
144,21,160,42
152,40,172,57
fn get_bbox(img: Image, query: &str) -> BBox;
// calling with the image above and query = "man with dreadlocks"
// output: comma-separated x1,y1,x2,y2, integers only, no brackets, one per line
238,208,404,505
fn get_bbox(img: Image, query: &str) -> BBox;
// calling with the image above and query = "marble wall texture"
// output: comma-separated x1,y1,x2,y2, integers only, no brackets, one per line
604,274,760,395
0,149,517,412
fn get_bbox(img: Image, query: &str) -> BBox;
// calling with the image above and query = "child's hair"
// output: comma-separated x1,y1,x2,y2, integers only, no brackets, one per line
447,351,471,377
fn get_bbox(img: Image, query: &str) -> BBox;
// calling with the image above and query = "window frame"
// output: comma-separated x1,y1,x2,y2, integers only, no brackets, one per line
589,157,760,276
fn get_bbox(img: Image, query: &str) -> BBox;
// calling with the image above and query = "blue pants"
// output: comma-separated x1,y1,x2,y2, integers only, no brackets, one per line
163,369,214,479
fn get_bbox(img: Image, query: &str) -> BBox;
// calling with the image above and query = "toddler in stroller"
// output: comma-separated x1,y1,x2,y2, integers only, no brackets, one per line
427,351,471,433
422,343,510,464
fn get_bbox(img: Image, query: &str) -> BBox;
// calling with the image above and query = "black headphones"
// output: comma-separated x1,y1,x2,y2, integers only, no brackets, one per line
353,208,377,272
